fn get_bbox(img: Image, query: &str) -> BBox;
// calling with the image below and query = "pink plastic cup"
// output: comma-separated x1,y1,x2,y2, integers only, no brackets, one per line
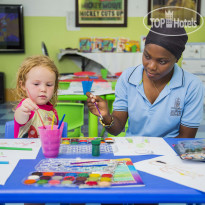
38,124,63,158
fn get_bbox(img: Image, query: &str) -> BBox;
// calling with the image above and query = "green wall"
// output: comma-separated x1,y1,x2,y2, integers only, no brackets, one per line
0,16,205,89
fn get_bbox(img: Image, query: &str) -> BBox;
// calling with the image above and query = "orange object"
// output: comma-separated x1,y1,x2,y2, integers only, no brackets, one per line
24,179,36,184
43,172,54,176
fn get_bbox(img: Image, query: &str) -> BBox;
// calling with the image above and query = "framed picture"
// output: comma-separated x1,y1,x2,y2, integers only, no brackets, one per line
75,0,127,27
147,0,201,25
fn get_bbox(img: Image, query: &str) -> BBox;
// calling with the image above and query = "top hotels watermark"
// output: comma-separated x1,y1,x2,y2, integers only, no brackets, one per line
143,6,204,36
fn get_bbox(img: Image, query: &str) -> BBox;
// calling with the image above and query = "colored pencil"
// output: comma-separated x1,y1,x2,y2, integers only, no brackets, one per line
26,88,46,129
0,161,9,164
58,114,65,129
0,147,32,151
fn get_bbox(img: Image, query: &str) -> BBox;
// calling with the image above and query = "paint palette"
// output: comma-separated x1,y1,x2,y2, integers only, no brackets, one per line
61,137,104,145
174,139,205,161
23,158,145,188
59,144,113,155
23,171,113,188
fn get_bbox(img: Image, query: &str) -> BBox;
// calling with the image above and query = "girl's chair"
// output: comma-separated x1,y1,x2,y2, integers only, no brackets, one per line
5,120,14,139
5,120,68,138
56,102,84,138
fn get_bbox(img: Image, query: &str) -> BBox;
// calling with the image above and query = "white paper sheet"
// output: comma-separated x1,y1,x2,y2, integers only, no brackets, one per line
111,137,177,156
0,156,19,185
0,138,41,159
0,139,41,185
58,82,114,95
134,155,205,192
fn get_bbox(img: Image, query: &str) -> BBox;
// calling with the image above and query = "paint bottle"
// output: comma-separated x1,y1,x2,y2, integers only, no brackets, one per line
91,139,101,156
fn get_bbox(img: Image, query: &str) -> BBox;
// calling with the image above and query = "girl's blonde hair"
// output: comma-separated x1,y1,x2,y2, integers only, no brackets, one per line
14,55,59,108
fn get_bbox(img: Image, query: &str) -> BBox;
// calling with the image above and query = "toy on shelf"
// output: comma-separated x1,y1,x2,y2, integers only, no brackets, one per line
92,37,103,52
79,37,141,53
125,40,140,52
79,37,92,52
102,38,117,52
117,37,129,52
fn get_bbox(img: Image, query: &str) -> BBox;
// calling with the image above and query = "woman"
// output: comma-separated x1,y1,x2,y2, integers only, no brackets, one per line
86,20,204,138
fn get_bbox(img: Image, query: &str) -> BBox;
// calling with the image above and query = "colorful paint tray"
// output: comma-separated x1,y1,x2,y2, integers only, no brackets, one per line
23,171,113,188
32,158,145,188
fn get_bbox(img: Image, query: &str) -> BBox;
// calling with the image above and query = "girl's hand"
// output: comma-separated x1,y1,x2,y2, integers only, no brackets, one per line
19,98,39,116
86,92,109,118
15,98,39,124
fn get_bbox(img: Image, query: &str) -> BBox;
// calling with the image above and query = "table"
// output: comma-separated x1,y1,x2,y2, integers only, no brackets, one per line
58,50,143,75
1,138,205,204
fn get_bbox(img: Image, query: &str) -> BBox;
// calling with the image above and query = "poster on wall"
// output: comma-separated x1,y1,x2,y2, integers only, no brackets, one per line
147,0,201,25
75,0,127,27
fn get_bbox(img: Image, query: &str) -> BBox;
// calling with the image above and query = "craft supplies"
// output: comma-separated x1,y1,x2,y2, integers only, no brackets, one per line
38,125,61,158
60,137,113,155
59,143,113,155
105,138,115,143
91,139,101,156
0,147,32,151
23,171,112,188
35,158,117,173
94,102,103,120
23,158,144,188
174,139,205,161
58,114,65,129
0,161,9,164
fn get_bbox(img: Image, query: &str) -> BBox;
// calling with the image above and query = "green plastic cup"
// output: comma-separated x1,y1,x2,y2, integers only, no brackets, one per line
101,69,108,79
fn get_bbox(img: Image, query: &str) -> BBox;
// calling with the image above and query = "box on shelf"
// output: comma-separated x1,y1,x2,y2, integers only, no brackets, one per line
125,40,140,52
102,38,117,52
92,37,103,52
117,37,129,52
79,38,92,52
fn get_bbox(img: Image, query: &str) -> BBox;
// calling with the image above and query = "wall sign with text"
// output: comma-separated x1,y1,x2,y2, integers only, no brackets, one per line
75,0,127,27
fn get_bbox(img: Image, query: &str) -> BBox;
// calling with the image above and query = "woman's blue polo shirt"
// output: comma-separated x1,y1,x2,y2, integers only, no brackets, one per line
113,64,204,138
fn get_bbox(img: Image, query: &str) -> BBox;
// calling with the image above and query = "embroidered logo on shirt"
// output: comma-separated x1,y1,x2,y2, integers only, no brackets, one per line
170,97,182,116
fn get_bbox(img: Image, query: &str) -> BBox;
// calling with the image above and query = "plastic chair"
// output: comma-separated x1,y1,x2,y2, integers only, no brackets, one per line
59,81,70,90
5,120,14,139
56,102,84,137
5,120,68,138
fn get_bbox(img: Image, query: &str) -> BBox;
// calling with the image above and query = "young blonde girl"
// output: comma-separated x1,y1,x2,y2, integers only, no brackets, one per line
14,55,59,138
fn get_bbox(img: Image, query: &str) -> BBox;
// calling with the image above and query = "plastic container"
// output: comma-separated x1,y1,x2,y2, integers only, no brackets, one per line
38,125,63,158
91,139,101,156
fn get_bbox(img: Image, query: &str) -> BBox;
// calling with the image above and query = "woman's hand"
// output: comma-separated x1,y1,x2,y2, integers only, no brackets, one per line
86,92,109,118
